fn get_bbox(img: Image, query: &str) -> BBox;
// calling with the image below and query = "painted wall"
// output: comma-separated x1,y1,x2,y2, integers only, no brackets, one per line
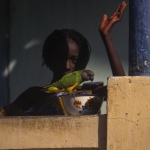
8,0,129,104
0,0,9,107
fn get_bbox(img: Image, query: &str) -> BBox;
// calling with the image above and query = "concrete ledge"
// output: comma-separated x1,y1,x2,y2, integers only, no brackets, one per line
4,76,150,150
0,115,106,150
107,76,150,150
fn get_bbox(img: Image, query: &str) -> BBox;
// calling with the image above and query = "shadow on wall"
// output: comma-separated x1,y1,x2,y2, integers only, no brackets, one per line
7,0,128,106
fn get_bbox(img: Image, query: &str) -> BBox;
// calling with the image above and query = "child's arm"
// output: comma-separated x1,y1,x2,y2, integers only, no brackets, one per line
100,1,127,76
92,2,127,95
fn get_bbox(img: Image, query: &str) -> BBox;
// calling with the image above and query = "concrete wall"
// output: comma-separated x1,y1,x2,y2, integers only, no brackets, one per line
8,0,129,104
0,115,107,150
1,77,150,149
107,76,150,150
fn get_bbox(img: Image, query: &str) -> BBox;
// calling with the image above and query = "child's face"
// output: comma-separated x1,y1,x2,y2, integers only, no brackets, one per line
52,38,79,77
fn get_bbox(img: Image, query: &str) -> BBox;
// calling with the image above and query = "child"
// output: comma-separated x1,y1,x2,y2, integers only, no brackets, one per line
1,1,127,116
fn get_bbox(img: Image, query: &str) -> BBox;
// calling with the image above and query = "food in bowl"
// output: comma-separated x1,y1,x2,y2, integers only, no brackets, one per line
61,94,103,115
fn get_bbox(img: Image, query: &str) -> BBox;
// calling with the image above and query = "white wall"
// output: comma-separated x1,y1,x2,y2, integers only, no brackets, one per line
9,0,129,103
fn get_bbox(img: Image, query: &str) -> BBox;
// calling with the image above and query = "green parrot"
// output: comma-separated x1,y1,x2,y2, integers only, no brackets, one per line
43,70,94,93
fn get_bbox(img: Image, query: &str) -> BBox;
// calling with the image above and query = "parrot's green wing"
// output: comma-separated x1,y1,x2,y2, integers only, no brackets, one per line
59,70,83,92
45,70,83,93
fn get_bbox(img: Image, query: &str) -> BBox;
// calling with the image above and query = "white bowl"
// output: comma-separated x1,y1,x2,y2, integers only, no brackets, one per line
61,94,103,115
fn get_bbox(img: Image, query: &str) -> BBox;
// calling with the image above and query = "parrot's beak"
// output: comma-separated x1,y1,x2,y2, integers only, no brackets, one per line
90,76,94,82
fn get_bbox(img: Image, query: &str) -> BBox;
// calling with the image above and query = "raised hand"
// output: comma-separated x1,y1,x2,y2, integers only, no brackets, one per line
99,1,127,76
100,1,127,36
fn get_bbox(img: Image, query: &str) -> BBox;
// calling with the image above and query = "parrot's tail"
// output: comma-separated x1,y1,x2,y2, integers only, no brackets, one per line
42,81,58,89
41,88,66,94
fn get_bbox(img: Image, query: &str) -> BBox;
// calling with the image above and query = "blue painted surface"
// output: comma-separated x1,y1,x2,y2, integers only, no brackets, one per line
129,0,150,75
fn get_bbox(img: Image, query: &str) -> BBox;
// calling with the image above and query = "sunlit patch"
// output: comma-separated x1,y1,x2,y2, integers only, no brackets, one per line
24,39,41,50
2,59,17,77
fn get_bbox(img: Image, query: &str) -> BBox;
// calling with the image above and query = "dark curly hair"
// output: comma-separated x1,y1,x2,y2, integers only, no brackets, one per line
42,29,91,70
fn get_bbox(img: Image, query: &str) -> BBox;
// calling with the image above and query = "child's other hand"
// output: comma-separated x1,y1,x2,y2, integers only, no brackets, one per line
100,1,127,36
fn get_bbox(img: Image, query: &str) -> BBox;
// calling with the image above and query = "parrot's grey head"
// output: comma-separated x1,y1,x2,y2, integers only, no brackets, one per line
81,70,94,82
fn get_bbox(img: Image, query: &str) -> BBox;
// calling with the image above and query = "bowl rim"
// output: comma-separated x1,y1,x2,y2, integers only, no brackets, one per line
61,94,101,97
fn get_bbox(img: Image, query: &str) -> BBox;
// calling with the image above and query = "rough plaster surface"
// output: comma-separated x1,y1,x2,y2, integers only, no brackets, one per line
0,115,106,150
2,76,150,150
107,76,150,150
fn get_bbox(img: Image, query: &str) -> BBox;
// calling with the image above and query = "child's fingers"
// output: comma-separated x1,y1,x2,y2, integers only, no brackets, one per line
111,4,121,17
119,2,127,18
111,2,127,19
100,14,108,30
